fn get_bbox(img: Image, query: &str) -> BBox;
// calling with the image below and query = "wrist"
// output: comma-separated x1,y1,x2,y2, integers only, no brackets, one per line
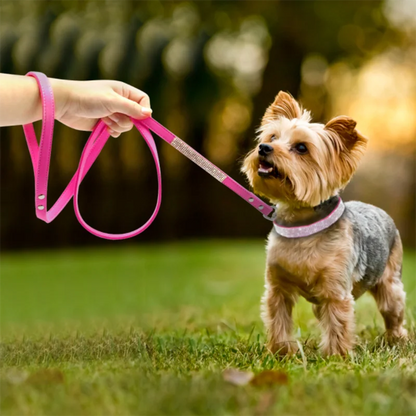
50,78,69,121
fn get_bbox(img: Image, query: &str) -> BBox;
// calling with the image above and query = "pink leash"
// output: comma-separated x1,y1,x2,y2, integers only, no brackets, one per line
23,71,275,240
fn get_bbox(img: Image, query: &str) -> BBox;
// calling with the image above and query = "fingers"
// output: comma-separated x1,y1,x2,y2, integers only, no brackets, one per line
102,113,134,138
121,83,151,109
109,83,152,120
109,95,152,120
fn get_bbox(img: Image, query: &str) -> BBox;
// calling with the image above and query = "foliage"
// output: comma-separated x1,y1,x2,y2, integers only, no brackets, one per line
1,0,414,249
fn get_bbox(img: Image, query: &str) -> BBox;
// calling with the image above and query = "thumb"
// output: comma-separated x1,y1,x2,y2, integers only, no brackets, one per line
109,95,152,120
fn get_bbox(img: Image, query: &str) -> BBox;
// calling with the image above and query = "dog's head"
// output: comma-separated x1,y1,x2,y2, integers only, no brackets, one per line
242,92,368,207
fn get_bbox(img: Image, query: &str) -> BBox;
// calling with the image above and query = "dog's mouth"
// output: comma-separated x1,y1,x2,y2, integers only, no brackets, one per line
257,158,281,178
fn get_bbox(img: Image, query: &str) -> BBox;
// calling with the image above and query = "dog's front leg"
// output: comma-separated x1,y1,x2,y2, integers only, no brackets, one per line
315,295,355,356
262,266,297,355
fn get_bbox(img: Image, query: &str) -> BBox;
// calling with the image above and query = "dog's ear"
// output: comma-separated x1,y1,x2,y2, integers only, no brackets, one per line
324,116,367,150
262,91,302,124
324,115,368,184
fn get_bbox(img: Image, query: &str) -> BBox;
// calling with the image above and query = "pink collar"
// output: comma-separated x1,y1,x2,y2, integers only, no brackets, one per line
273,198,345,238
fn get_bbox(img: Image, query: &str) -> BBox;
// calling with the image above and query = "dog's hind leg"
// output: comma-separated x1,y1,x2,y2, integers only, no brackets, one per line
370,232,407,340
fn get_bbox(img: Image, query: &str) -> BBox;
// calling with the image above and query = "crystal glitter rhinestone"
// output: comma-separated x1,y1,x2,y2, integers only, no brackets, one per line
171,137,227,183
273,199,345,239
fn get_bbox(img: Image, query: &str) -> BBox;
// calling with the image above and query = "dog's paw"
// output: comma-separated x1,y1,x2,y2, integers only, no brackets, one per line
268,340,298,356
320,347,349,357
386,327,408,343
320,341,352,357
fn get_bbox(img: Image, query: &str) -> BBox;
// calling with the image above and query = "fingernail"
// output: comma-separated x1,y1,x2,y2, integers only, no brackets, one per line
111,114,119,122
105,119,113,126
141,107,152,116
108,128,115,135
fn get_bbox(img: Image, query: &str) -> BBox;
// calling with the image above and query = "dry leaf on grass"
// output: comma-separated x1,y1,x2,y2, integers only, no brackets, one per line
4,368,29,385
27,369,65,385
250,370,288,387
223,369,289,388
223,368,254,386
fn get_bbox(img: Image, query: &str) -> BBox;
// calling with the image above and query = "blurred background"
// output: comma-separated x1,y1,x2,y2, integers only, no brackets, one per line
1,0,415,250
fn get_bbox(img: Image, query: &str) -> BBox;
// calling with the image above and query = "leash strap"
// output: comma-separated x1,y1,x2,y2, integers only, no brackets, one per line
140,117,275,218
23,72,274,240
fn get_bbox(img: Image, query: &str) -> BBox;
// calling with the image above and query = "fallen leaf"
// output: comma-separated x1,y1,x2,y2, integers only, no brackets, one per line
27,369,64,385
4,368,29,385
223,368,254,386
250,370,288,387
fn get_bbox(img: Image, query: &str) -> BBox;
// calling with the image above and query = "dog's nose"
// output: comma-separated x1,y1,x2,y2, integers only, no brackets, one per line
258,143,273,156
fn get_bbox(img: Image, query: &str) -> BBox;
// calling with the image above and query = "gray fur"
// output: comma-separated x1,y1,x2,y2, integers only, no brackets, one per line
344,201,398,297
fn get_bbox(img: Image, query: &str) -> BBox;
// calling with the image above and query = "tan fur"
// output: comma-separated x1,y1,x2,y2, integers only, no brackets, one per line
265,220,356,355
242,95,367,207
242,92,405,356
262,91,303,123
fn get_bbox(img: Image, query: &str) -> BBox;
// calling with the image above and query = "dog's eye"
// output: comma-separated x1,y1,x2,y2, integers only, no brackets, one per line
270,135,276,142
294,143,308,154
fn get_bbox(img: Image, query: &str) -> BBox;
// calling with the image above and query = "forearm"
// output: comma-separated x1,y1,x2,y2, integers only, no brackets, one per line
0,73,65,127
0,73,151,135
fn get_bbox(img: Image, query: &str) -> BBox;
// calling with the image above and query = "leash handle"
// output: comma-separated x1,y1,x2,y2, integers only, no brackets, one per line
23,72,162,240
72,119,163,240
23,72,273,240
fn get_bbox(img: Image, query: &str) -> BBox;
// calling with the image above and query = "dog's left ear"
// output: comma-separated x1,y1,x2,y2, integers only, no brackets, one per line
324,116,367,150
324,115,368,183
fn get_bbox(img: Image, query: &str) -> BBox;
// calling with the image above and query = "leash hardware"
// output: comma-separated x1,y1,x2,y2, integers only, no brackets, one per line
263,207,277,222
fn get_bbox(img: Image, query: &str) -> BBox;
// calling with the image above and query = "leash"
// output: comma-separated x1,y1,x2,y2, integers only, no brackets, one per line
23,72,276,240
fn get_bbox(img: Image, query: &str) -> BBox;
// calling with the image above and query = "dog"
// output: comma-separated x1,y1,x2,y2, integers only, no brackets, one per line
242,91,407,356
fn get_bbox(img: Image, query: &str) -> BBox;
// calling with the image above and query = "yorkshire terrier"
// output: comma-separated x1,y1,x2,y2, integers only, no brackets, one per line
242,92,407,356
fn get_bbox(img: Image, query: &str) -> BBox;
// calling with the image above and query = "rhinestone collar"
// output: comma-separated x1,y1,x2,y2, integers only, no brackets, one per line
273,198,345,238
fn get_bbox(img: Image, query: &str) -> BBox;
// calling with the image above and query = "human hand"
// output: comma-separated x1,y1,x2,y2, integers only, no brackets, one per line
51,79,152,137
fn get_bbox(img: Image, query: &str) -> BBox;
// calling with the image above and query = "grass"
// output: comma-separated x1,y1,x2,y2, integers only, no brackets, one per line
1,240,415,416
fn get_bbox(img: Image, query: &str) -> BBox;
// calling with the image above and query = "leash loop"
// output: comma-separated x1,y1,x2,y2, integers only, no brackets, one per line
23,72,162,240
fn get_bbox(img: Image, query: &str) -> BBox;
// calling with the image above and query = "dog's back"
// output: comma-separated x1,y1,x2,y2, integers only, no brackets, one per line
345,201,399,296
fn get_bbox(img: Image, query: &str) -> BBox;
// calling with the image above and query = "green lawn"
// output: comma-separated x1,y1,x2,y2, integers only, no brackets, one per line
1,240,415,416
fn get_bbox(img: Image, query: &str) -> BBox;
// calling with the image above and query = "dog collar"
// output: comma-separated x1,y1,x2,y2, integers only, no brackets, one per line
273,198,345,238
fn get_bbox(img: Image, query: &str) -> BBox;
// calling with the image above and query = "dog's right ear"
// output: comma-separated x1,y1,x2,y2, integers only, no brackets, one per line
262,91,302,124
